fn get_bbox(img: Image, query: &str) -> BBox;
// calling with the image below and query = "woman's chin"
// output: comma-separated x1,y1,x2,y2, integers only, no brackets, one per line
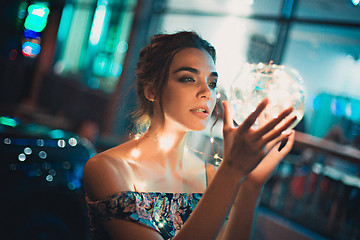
189,122,208,132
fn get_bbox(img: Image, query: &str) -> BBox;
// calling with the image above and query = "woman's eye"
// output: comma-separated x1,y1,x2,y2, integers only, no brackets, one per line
179,77,195,83
208,81,217,89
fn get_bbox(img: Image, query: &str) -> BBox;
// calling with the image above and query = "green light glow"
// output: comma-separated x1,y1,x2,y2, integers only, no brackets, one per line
0,116,18,127
57,4,73,42
49,129,65,139
24,4,50,32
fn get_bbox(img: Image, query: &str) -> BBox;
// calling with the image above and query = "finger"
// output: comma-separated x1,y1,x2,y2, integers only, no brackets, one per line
254,106,293,139
249,131,295,184
222,101,235,129
277,130,295,153
261,115,297,144
239,98,269,132
266,130,294,154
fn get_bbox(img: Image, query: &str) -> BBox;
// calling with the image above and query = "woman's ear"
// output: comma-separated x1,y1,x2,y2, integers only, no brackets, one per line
144,84,155,102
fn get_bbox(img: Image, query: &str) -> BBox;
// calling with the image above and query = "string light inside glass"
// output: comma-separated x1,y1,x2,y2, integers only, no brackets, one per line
229,62,306,129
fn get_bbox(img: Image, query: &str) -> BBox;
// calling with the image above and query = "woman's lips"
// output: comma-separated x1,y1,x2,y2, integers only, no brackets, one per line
190,108,209,119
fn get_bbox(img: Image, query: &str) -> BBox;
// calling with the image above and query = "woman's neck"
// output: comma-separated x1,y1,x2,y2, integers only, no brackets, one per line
139,124,188,172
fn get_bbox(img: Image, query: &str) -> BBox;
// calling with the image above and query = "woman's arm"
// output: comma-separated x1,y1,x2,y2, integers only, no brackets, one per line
221,132,295,240
173,160,245,239
219,98,296,240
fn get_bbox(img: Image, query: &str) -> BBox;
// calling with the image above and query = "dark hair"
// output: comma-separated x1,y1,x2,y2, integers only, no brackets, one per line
134,31,216,131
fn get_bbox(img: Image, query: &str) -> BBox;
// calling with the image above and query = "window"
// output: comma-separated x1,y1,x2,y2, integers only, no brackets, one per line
53,0,137,93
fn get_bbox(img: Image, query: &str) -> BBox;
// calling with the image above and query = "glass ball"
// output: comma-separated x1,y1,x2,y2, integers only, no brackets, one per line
229,63,306,130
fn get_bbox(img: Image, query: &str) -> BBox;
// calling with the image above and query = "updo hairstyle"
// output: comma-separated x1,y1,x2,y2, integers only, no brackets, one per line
134,31,216,130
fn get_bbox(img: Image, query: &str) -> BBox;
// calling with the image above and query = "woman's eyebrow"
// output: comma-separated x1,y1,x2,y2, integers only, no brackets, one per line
174,67,218,77
210,72,218,77
174,67,199,74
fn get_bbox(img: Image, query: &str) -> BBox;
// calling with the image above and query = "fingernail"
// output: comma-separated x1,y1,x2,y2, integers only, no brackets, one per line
282,129,291,135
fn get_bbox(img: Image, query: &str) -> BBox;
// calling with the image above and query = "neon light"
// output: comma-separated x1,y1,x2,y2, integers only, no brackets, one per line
57,4,73,42
0,116,18,127
89,5,106,45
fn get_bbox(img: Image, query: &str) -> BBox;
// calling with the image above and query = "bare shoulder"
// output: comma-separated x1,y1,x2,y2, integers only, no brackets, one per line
83,140,138,200
83,140,164,240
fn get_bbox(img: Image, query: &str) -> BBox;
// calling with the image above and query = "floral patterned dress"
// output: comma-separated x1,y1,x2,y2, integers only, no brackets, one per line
86,191,203,240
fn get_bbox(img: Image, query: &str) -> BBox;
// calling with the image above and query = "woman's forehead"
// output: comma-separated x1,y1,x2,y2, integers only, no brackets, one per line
170,48,216,71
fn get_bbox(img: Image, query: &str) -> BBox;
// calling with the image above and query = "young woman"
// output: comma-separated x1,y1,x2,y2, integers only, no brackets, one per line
83,31,297,240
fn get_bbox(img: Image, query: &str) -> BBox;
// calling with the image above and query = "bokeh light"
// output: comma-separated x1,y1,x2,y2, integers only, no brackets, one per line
9,49,18,61
4,138,11,144
37,139,45,146
24,4,50,33
22,42,41,57
24,147,32,155
68,137,78,147
39,151,47,159
18,153,26,162
24,29,41,39
45,175,54,182
57,139,66,148
116,40,128,53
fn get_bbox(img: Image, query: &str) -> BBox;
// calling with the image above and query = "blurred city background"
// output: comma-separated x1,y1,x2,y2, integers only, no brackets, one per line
0,0,360,239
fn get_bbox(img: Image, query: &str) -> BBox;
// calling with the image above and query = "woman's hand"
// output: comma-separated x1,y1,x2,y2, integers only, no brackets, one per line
244,130,295,189
221,99,296,179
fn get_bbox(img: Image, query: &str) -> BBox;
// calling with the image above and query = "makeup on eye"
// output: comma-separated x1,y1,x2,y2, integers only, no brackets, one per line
178,76,217,90
174,66,218,88
178,76,196,83
208,80,217,89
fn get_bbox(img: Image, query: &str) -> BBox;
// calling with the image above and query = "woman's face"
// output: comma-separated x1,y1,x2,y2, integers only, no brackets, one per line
158,48,218,132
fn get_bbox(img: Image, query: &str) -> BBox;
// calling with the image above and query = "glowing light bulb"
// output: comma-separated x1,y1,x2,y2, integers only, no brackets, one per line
229,63,306,130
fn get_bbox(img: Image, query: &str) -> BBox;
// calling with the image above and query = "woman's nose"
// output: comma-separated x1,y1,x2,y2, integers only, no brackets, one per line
198,81,211,100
